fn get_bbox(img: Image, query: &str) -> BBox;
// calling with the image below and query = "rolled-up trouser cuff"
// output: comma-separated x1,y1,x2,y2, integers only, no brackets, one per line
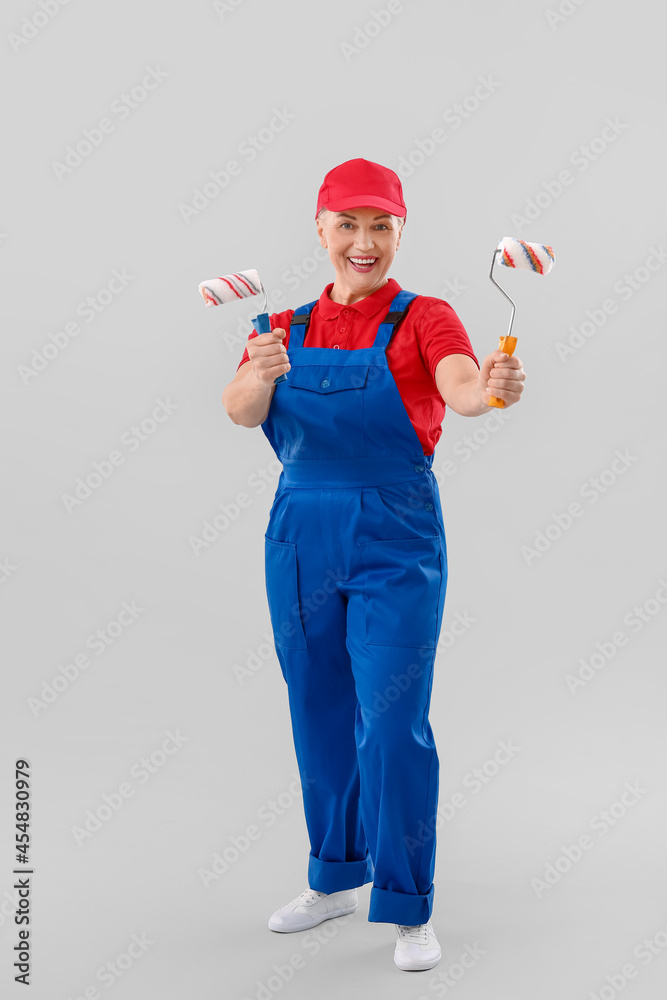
308,850,375,894
368,883,434,925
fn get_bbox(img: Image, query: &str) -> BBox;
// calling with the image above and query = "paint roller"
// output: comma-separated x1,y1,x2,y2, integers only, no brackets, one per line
198,268,287,384
488,237,556,408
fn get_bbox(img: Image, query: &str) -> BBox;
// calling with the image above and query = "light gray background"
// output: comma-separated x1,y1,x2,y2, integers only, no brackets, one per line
2,1,666,997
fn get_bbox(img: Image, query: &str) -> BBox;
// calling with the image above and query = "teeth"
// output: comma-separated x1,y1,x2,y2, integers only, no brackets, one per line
349,258,376,264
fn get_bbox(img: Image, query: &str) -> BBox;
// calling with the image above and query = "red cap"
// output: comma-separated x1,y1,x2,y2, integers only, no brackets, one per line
315,157,407,222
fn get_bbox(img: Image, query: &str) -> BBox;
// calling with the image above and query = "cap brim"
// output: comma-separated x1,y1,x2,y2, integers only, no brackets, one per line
320,194,406,217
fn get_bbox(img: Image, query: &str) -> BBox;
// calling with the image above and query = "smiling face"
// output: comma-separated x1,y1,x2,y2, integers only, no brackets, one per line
316,205,403,304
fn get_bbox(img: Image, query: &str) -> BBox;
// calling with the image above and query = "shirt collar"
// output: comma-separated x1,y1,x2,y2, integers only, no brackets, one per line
317,278,402,320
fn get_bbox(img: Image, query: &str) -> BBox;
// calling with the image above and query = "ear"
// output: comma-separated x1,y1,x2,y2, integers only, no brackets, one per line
316,218,327,248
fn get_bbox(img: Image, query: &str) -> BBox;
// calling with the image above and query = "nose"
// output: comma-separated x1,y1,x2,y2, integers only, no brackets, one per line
354,231,375,251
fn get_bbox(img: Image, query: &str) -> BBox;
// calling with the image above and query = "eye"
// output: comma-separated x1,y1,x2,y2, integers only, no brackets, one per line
339,222,389,230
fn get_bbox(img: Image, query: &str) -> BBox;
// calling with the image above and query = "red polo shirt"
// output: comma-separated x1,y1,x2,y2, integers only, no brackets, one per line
236,277,480,455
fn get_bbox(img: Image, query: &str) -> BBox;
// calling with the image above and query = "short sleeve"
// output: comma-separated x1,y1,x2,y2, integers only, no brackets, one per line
417,299,480,381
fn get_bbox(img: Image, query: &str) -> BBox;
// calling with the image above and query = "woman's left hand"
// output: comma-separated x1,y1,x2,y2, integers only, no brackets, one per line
478,350,527,408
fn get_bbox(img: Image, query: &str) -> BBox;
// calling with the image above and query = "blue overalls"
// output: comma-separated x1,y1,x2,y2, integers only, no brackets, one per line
260,289,448,926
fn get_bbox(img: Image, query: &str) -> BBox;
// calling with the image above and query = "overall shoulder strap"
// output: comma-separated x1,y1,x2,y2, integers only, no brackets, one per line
373,291,419,352
288,299,319,348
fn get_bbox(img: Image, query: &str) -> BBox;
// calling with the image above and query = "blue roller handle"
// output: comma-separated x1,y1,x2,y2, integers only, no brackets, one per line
251,311,287,384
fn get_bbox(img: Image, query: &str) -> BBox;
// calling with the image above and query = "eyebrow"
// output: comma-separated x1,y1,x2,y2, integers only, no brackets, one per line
336,212,392,220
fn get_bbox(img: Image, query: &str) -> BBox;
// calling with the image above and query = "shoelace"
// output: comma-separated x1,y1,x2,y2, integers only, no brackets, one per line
396,923,429,943
290,888,327,907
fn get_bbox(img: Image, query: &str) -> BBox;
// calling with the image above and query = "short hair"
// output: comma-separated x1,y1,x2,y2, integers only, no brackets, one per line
317,206,405,228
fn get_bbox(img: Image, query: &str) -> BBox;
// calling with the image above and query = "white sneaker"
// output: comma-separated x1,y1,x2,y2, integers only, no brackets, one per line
394,920,441,971
268,886,358,933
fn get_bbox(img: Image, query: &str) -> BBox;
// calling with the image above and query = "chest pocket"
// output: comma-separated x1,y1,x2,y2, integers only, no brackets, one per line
287,364,370,395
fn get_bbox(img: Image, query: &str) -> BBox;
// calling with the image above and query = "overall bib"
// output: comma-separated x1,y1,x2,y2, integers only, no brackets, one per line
261,289,448,926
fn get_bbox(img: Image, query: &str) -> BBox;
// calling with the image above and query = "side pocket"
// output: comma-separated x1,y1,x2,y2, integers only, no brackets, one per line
264,536,308,649
359,534,443,648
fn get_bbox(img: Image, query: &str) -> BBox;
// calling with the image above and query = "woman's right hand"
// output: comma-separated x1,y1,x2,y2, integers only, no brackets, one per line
247,328,291,385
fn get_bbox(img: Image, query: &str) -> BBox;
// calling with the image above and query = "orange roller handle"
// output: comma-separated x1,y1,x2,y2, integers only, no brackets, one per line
487,335,518,408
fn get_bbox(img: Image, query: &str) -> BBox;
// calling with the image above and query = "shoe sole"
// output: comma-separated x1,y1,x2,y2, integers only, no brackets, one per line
394,951,441,971
268,901,358,933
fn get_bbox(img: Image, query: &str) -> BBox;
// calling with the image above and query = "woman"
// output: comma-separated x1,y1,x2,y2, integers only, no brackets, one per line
222,157,526,972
